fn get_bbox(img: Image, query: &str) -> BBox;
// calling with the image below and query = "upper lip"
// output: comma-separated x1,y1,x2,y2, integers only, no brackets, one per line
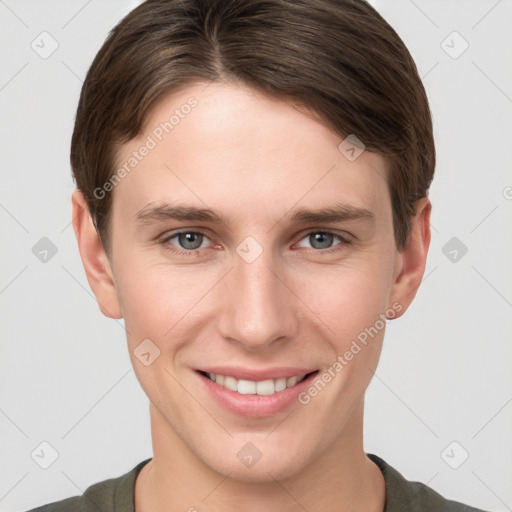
196,366,317,381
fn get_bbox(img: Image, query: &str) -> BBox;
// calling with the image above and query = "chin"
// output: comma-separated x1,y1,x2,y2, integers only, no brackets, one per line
224,461,303,484
200,440,310,484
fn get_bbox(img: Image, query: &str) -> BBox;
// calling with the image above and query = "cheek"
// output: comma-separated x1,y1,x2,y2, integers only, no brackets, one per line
114,252,224,351
297,260,394,340
118,269,191,339
297,266,394,416
114,261,208,402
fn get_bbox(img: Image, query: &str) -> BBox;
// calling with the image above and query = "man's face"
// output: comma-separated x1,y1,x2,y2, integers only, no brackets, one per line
107,82,404,481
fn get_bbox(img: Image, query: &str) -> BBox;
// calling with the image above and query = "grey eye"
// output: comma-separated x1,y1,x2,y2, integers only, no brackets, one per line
308,232,335,249
176,232,204,250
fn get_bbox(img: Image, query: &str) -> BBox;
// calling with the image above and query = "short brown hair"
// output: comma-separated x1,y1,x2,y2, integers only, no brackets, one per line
71,0,435,255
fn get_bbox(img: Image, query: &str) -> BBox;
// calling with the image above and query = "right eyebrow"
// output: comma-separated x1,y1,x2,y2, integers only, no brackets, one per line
135,203,228,225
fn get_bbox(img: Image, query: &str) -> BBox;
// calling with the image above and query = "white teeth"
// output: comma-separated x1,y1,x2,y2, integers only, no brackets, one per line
223,376,238,392
287,376,298,387
256,379,275,395
205,372,308,395
237,379,256,394
275,377,287,392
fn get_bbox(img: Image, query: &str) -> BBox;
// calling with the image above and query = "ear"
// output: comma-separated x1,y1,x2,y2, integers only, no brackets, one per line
388,197,431,319
71,189,122,319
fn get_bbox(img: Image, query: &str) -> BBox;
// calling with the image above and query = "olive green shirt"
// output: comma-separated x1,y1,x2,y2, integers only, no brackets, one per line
26,453,489,511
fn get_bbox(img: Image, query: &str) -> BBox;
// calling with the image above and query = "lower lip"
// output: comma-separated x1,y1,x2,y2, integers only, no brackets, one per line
196,370,319,418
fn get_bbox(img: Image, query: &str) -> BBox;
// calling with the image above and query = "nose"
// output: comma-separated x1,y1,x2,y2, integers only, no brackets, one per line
217,245,299,351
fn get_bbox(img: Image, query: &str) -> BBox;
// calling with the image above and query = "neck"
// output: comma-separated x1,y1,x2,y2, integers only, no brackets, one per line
135,400,385,512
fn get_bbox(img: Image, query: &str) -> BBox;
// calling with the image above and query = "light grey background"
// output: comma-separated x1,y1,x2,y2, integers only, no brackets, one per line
1,0,511,510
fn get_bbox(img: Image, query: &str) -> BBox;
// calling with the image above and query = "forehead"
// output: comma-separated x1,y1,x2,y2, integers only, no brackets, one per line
111,81,390,226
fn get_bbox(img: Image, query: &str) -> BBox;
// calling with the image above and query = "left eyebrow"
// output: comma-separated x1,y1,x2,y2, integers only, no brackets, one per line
286,203,374,224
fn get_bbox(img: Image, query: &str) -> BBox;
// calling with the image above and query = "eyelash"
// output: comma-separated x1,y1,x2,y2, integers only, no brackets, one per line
159,229,352,257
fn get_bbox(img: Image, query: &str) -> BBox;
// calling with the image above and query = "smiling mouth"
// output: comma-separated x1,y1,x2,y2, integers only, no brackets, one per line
197,370,319,396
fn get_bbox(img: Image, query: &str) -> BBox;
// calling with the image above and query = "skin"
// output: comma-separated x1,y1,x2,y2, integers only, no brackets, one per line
72,81,431,511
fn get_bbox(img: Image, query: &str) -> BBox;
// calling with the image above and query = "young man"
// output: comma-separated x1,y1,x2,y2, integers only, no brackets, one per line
29,0,489,510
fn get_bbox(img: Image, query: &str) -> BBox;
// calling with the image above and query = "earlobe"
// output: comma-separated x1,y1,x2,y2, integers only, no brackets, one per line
388,198,432,319
71,190,123,319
